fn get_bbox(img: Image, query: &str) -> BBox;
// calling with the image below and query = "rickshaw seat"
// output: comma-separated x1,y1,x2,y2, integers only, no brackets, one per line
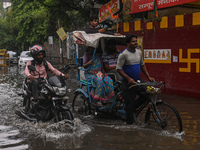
79,79,92,85
78,68,117,89
78,67,93,86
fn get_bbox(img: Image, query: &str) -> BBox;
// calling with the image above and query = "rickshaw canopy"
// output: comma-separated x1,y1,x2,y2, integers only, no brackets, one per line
73,31,126,48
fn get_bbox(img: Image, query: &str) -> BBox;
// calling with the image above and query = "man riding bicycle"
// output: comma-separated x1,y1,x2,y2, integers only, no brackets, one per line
116,34,154,125
24,44,69,101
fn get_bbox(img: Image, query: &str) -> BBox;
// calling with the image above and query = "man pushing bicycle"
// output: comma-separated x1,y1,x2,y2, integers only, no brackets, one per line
116,33,154,125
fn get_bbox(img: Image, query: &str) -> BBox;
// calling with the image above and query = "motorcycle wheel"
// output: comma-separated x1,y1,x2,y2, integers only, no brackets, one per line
39,109,53,122
54,110,74,123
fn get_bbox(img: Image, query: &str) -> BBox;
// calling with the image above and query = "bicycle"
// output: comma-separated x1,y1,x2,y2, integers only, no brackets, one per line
129,81,183,133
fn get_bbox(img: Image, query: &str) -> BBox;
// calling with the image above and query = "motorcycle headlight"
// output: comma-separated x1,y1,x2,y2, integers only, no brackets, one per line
41,87,48,94
53,86,67,96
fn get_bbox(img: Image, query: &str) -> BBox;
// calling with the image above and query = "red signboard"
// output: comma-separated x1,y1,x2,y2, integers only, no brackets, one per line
124,0,154,14
157,0,199,9
123,0,199,14
99,0,120,23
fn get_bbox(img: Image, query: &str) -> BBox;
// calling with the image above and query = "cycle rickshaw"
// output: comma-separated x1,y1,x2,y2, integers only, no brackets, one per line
72,31,183,134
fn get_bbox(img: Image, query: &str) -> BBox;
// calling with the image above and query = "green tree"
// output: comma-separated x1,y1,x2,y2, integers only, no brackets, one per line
36,0,92,32
1,0,113,50
0,10,18,50
11,0,48,50
10,0,93,50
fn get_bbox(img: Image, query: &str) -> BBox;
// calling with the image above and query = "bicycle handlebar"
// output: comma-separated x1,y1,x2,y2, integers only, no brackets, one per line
128,81,164,89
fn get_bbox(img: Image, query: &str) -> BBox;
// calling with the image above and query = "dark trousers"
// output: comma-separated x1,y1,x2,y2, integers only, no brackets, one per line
29,79,40,100
122,81,149,124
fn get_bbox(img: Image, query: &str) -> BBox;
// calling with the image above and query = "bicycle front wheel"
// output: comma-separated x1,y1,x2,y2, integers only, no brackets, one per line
146,102,183,133
72,92,91,116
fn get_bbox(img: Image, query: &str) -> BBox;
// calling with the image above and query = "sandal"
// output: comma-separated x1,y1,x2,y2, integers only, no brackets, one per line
97,101,103,107
117,94,124,102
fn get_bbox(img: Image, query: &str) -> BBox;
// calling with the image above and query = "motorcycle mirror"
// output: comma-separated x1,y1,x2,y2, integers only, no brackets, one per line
64,65,70,70
61,65,70,74
28,65,36,71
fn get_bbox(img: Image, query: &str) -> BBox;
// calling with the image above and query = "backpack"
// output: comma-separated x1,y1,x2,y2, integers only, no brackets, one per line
30,60,48,72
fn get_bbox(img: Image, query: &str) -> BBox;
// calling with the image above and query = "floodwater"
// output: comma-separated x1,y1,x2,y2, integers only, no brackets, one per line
0,65,200,150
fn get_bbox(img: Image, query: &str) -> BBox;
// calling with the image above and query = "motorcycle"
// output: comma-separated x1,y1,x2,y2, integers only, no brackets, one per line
15,65,74,123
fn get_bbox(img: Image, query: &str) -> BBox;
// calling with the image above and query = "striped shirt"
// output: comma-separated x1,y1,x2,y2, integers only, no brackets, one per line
102,51,120,67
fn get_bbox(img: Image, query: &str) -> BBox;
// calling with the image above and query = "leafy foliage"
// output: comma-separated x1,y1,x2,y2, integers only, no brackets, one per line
11,0,48,50
0,0,123,51
0,11,18,50
0,0,93,51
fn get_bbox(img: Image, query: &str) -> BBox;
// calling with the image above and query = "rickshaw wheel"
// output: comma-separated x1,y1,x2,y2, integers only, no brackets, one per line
72,92,91,116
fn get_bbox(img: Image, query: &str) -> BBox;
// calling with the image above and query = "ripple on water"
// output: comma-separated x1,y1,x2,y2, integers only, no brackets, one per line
0,125,28,150
94,119,184,141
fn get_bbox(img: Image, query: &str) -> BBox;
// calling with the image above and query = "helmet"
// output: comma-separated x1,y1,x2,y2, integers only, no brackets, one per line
30,44,46,59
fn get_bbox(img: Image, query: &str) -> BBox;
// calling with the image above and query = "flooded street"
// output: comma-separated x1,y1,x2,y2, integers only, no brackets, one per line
0,65,200,150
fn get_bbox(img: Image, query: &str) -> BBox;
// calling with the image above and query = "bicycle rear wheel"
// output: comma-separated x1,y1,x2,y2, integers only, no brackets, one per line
146,102,183,133
72,92,91,116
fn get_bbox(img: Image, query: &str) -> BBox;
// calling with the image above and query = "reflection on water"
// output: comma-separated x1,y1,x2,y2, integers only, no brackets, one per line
0,67,9,74
0,125,28,150
178,100,200,147
0,66,200,149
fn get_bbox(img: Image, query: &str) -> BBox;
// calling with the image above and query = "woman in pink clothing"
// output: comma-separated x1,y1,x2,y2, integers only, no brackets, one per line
24,44,69,101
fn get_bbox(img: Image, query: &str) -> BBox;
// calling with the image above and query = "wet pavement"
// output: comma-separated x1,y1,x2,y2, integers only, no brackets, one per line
0,65,200,150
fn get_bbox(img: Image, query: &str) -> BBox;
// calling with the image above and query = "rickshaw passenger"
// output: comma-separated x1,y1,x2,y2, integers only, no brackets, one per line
116,34,154,125
83,47,114,107
102,39,122,81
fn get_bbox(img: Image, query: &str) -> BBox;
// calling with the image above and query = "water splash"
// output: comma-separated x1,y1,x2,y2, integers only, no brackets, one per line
95,121,184,141
0,66,93,149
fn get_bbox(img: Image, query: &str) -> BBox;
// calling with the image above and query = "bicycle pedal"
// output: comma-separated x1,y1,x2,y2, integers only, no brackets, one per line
117,109,125,113
97,106,109,111
102,102,108,105
157,99,162,102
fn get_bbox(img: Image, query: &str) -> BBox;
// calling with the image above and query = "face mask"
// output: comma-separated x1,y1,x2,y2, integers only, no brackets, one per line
35,57,43,65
